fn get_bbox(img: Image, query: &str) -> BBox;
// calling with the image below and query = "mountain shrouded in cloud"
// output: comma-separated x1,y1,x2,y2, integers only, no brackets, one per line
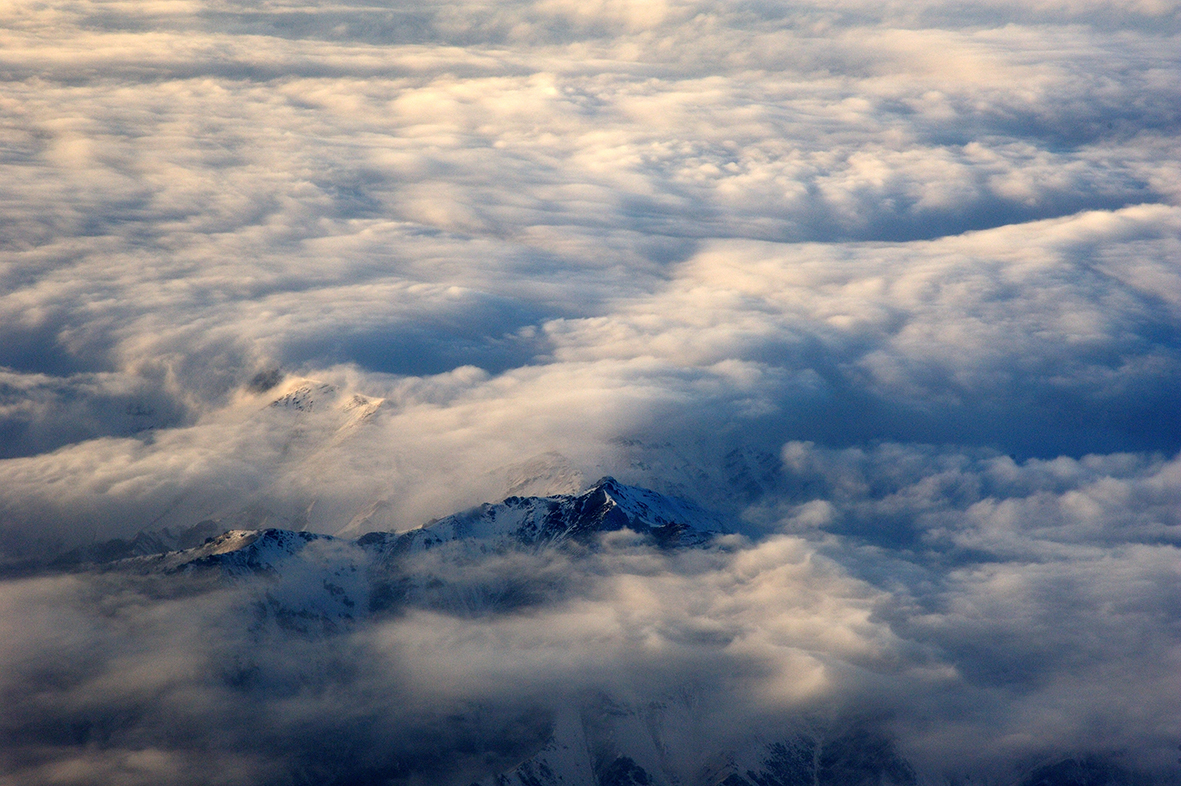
1,0,1179,784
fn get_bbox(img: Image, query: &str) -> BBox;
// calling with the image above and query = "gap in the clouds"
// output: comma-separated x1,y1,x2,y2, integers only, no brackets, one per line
0,378,191,460
775,393,1181,462
0,326,111,377
982,115,1181,158
76,4,446,47
0,420,97,462
616,191,1158,246
725,337,1181,461
850,195,1150,243
284,322,554,378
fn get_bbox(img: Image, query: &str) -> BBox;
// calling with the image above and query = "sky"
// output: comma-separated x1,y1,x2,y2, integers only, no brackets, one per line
1,0,1180,783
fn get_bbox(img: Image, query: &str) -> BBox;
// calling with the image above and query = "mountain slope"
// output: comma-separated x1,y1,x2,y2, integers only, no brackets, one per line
361,476,725,557
87,477,725,625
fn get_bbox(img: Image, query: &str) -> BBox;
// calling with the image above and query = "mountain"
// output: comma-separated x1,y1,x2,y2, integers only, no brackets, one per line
81,477,724,626
23,478,1162,786
359,476,726,557
116,476,723,575
49,518,231,569
82,480,913,786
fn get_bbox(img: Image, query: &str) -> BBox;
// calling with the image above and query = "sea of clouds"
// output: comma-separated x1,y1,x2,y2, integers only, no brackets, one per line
1,0,1179,783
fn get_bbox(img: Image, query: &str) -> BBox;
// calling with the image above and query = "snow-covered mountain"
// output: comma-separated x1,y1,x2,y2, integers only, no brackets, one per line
115,528,369,633
84,477,724,626
112,476,723,572
29,477,1162,786
360,476,726,557
50,518,231,568
65,504,921,786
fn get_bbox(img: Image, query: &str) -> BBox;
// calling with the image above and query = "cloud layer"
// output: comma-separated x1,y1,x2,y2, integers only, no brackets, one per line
1,0,1180,782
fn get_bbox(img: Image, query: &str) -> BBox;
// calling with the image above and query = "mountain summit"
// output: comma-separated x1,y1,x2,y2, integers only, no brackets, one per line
76,478,727,630
361,476,725,555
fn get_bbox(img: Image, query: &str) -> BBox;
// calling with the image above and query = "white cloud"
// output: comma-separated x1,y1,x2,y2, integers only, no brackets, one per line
1,0,1180,780
1,0,1178,538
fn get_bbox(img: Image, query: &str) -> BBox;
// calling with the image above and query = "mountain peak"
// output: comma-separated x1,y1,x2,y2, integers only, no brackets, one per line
386,477,725,554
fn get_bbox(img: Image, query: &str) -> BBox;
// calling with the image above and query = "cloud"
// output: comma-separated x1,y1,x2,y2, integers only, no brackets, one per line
5,5,1181,503
763,440,1181,772
540,204,1181,459
5,204,1179,546
2,0,1180,781
1,490,1177,783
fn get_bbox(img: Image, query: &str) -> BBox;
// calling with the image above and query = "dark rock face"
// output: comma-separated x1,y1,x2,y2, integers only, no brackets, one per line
598,756,654,786
815,729,916,786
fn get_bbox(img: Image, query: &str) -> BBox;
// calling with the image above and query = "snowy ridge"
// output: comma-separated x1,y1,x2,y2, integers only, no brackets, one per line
137,529,331,576
109,478,721,582
373,476,725,556
49,519,230,569
124,529,370,632
267,378,384,424
268,381,339,412
265,377,387,455
39,482,1135,786
94,479,724,628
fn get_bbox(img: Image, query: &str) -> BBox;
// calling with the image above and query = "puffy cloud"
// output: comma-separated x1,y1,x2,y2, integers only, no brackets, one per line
1,0,1179,539
2,492,1177,783
2,0,1180,781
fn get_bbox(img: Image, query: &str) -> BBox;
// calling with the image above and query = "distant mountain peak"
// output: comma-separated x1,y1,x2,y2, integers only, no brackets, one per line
43,478,728,583
265,378,384,422
269,380,338,412
381,475,726,555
